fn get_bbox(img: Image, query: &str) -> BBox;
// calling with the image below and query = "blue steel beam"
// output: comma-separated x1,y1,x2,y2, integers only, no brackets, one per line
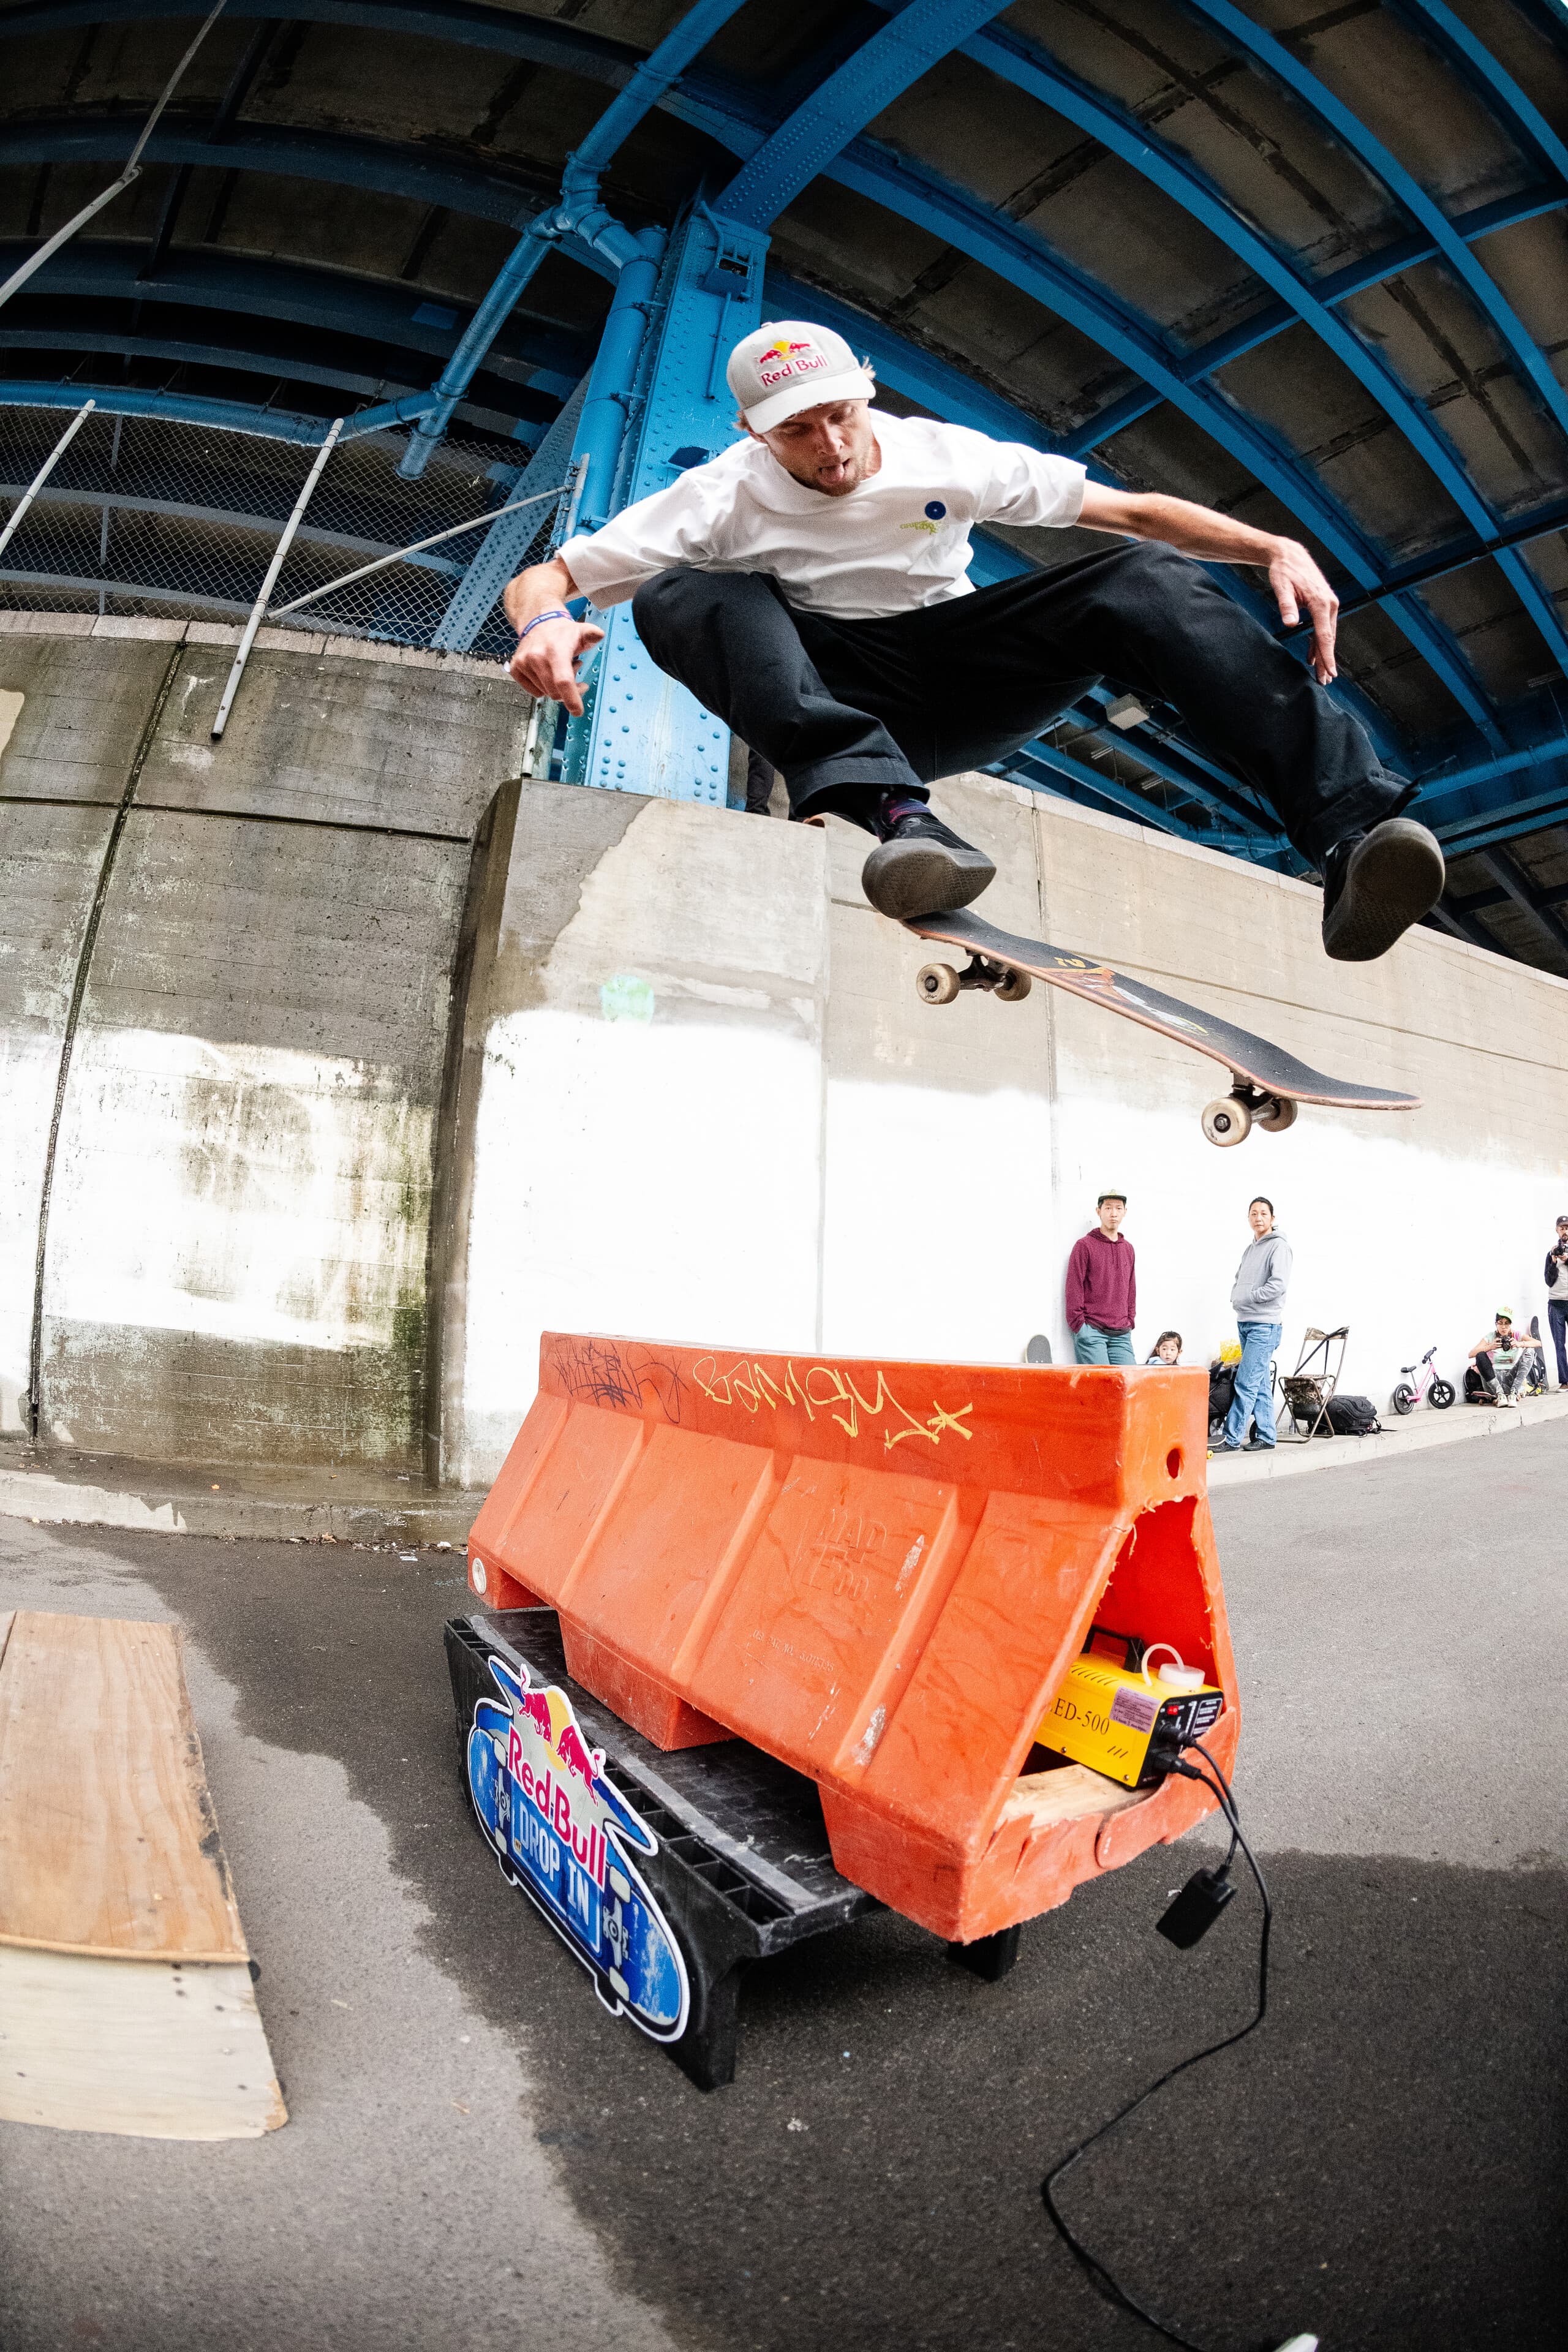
1390,0,1568,187
1431,781,1568,858
395,0,751,478
431,373,586,649
665,70,1507,739
767,131,1508,740
1,10,1561,480
715,0,1010,227
1179,0,1568,451
1005,739,1284,860
560,202,766,799
1415,733,1568,810
0,377,337,442
944,17,1568,680
0,1,1539,739
1064,185,1568,451
0,116,541,228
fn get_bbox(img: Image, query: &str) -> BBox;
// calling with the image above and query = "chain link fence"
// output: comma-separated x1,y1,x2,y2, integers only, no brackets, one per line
0,402,569,663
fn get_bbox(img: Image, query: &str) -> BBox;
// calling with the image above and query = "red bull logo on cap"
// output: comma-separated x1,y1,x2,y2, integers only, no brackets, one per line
758,334,829,390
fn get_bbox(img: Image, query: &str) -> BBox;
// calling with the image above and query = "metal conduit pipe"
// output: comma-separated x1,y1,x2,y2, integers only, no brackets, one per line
397,0,747,480
569,227,665,535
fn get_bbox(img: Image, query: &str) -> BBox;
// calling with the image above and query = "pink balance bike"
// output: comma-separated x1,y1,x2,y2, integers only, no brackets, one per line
1391,1346,1455,1415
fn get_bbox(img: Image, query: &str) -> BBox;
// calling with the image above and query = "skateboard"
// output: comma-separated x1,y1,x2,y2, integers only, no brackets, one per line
902,906,1419,1147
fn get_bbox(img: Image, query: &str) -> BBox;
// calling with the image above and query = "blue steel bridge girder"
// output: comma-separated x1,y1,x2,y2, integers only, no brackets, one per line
0,26,1557,679
0,115,545,230
0,0,1548,766
2,105,1555,690
940,15,1568,684
1179,0,1568,456
714,0,1011,228
560,205,766,804
704,96,1511,745
1385,0,1568,191
558,0,1009,802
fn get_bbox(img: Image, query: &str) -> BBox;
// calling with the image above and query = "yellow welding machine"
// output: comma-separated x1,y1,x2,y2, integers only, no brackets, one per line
1038,1634,1224,1789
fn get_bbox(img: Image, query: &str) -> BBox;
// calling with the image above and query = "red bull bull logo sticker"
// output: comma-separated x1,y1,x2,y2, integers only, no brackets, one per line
466,1654,689,2041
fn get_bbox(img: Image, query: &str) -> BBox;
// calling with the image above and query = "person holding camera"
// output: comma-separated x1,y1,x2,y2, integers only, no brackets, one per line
1465,1311,1530,1406
1545,1216,1568,1388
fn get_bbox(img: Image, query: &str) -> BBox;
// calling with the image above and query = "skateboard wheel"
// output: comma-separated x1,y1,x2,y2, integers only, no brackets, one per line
917,962,960,1005
1200,1095,1252,1146
1255,1095,1298,1133
994,968,1031,1002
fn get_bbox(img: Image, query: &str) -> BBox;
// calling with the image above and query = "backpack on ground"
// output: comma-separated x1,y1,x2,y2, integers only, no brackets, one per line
1321,1392,1381,1436
1207,1362,1237,1436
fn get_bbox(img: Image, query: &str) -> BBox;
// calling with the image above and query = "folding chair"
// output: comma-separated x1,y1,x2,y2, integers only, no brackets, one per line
1278,1325,1348,1442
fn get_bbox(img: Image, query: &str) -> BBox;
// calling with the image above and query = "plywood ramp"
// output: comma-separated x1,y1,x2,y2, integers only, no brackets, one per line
0,1611,285,2139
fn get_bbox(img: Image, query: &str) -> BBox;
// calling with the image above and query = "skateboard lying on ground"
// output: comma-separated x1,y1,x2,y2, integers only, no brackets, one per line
903,906,1419,1147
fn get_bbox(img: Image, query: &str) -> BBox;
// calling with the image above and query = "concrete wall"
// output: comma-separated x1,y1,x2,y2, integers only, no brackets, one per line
5,614,1564,1482
445,770,1568,1483
0,612,527,1465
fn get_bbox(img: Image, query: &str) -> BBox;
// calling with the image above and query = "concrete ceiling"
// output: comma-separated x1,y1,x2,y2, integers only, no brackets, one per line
2,0,1567,968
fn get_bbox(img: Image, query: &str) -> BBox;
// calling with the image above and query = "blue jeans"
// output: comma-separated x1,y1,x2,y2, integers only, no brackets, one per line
1074,1322,1136,1366
1225,1320,1281,1447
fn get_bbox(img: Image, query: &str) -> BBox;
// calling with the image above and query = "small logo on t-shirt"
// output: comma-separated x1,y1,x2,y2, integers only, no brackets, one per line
924,501,947,520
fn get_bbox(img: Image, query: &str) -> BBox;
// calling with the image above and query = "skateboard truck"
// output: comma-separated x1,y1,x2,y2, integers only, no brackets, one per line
916,952,1031,1006
1200,1080,1297,1148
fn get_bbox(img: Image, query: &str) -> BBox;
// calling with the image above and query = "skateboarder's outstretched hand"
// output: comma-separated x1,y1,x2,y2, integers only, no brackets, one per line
1266,537,1339,685
503,556,603,715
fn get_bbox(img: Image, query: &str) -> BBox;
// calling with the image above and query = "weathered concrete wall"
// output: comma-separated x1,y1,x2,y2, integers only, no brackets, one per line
441,784,829,1485
6,613,1565,1482
820,773,1568,1411
0,613,526,1465
450,771,1568,1482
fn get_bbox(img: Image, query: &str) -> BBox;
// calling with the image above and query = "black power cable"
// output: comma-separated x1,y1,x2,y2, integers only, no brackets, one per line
1040,1739,1283,2352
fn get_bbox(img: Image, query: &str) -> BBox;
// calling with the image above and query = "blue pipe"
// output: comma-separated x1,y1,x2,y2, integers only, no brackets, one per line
570,225,665,533
399,0,745,481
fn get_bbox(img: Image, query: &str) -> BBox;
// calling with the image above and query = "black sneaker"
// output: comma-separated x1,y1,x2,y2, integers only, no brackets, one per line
861,804,997,920
1321,816,1445,961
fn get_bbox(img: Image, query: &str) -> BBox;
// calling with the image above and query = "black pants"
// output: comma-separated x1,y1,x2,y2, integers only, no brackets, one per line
631,544,1406,865
1549,1298,1568,1385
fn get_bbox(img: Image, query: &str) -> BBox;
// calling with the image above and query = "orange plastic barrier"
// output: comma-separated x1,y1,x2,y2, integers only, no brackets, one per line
465,1333,1239,1943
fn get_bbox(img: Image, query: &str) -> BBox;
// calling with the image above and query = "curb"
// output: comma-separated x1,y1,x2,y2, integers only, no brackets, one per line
0,1462,486,1545
1205,1387,1568,1487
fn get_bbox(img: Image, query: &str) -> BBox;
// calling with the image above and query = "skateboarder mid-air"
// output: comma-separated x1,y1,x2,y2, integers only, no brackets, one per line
504,319,1445,960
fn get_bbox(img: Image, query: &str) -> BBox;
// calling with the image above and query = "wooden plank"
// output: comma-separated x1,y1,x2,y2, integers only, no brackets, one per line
0,1948,285,2139
0,1611,247,1961
997,1763,1145,1834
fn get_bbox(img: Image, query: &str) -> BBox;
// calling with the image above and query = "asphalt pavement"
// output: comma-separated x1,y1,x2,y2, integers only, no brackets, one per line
1,1425,1563,2352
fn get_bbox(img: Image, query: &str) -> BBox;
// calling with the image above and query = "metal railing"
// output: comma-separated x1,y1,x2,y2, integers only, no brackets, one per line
0,401,567,667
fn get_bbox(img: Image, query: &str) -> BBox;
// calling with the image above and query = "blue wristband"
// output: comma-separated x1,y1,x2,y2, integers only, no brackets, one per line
518,608,570,641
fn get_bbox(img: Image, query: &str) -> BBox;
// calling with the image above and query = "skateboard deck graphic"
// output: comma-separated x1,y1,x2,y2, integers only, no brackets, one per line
903,907,1418,1144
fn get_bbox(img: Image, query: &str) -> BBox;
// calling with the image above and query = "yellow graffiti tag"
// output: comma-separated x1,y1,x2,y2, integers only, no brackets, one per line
690,1357,974,1452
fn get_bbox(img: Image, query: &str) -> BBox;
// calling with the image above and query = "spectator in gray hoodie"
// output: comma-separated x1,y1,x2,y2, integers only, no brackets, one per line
1220,1197,1293,1452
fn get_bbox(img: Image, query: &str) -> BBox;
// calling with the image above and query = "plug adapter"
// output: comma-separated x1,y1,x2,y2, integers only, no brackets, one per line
1156,1864,1236,1948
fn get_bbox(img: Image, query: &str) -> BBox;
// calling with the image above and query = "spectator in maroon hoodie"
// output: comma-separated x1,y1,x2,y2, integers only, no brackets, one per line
1066,1193,1137,1366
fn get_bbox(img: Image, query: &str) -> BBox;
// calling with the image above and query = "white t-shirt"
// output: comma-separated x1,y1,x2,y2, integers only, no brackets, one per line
558,412,1087,622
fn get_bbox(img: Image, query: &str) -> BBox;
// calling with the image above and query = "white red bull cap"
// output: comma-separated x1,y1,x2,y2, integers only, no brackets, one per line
726,320,878,432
